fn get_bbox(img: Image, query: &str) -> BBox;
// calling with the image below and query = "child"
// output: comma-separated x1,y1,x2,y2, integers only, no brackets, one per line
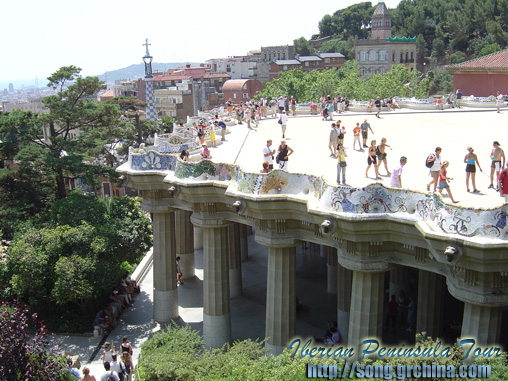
103,342,115,364
437,161,459,204
201,144,211,160
353,122,361,150
210,125,216,148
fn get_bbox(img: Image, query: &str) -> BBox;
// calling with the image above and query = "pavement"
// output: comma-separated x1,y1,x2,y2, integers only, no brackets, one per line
55,106,508,378
212,106,508,209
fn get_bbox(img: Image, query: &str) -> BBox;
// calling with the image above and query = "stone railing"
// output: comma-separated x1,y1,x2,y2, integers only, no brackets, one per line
143,159,508,242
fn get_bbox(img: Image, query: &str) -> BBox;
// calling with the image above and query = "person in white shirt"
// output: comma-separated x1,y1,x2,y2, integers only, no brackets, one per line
279,111,288,138
263,139,276,169
100,362,119,381
390,157,407,188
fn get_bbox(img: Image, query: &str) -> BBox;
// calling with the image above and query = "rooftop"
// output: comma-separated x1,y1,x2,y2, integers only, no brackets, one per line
273,59,301,65
446,48,508,70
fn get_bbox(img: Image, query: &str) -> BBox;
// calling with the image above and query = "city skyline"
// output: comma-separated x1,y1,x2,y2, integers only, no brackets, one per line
1,0,400,86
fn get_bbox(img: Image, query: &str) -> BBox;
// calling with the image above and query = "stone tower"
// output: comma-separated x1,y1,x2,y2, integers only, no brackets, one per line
143,39,157,121
371,1,392,40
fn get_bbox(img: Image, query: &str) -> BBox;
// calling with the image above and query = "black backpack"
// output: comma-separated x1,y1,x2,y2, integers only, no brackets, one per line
425,154,435,168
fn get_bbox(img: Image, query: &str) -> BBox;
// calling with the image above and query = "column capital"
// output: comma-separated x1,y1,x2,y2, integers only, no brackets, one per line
190,212,232,228
254,230,302,248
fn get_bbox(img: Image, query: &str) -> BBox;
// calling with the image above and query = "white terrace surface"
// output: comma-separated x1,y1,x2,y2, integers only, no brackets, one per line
211,108,507,210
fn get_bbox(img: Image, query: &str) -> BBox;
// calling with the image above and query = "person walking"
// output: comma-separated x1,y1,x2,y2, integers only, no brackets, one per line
390,156,407,188
336,143,347,185
176,256,183,286
426,147,442,192
375,96,382,118
279,110,288,138
277,139,294,171
437,161,459,204
353,122,362,150
376,137,392,176
366,140,381,179
328,123,338,157
360,119,374,148
489,141,505,191
337,122,346,147
456,89,463,109
464,147,482,192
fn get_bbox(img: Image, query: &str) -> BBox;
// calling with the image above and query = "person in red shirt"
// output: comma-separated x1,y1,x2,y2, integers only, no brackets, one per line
499,163,508,202
353,122,362,150
386,295,398,329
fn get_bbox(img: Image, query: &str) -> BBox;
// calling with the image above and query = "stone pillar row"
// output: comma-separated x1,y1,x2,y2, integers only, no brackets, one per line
175,210,195,280
265,245,296,355
417,270,443,338
152,210,179,323
228,223,243,299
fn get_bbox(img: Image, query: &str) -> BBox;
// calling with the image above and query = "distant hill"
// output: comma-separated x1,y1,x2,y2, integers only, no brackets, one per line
97,62,201,84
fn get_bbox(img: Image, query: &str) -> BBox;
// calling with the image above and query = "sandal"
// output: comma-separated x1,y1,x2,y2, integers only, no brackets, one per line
426,184,430,191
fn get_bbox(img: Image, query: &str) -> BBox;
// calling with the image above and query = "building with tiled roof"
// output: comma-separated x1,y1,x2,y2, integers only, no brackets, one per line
446,49,508,96
354,1,417,75
222,79,263,103
268,53,345,80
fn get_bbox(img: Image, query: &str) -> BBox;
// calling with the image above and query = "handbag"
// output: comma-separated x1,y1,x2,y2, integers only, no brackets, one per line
276,154,280,164
340,161,347,167
278,118,283,125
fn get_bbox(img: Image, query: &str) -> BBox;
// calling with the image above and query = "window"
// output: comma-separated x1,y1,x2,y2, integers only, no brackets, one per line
243,93,248,98
325,58,330,63
369,50,377,61
243,83,248,90
392,51,395,62
379,50,387,61
305,62,309,67
233,93,237,99
283,65,288,70
282,53,286,59
360,50,367,61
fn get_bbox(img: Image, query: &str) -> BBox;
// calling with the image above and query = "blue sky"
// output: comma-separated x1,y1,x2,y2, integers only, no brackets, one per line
0,0,400,85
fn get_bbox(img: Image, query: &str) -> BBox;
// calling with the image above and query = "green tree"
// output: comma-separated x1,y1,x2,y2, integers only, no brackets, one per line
293,37,314,56
318,2,373,39
480,43,502,57
449,51,466,64
0,66,123,201
319,38,355,60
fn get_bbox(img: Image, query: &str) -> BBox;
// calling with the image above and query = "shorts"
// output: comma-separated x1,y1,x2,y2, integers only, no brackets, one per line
281,124,287,133
465,164,476,173
377,153,387,160
361,131,368,139
437,180,449,189
278,106,284,112
291,105,296,111
368,156,377,165
329,139,338,148
430,170,440,179
354,135,361,143
492,160,501,171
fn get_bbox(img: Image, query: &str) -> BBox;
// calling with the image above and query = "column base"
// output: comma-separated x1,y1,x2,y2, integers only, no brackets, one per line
153,289,179,323
265,342,286,356
229,268,242,299
327,264,337,295
178,252,195,280
204,313,231,348
337,309,350,346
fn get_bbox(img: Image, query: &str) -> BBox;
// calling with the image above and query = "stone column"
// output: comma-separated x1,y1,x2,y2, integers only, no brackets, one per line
265,246,296,355
175,210,194,280
228,223,243,299
202,223,231,348
348,271,384,349
461,303,502,345
246,225,253,235
417,270,444,338
193,226,203,250
152,211,179,323
326,247,338,295
337,264,353,345
239,224,249,262
320,245,327,258
389,265,408,300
